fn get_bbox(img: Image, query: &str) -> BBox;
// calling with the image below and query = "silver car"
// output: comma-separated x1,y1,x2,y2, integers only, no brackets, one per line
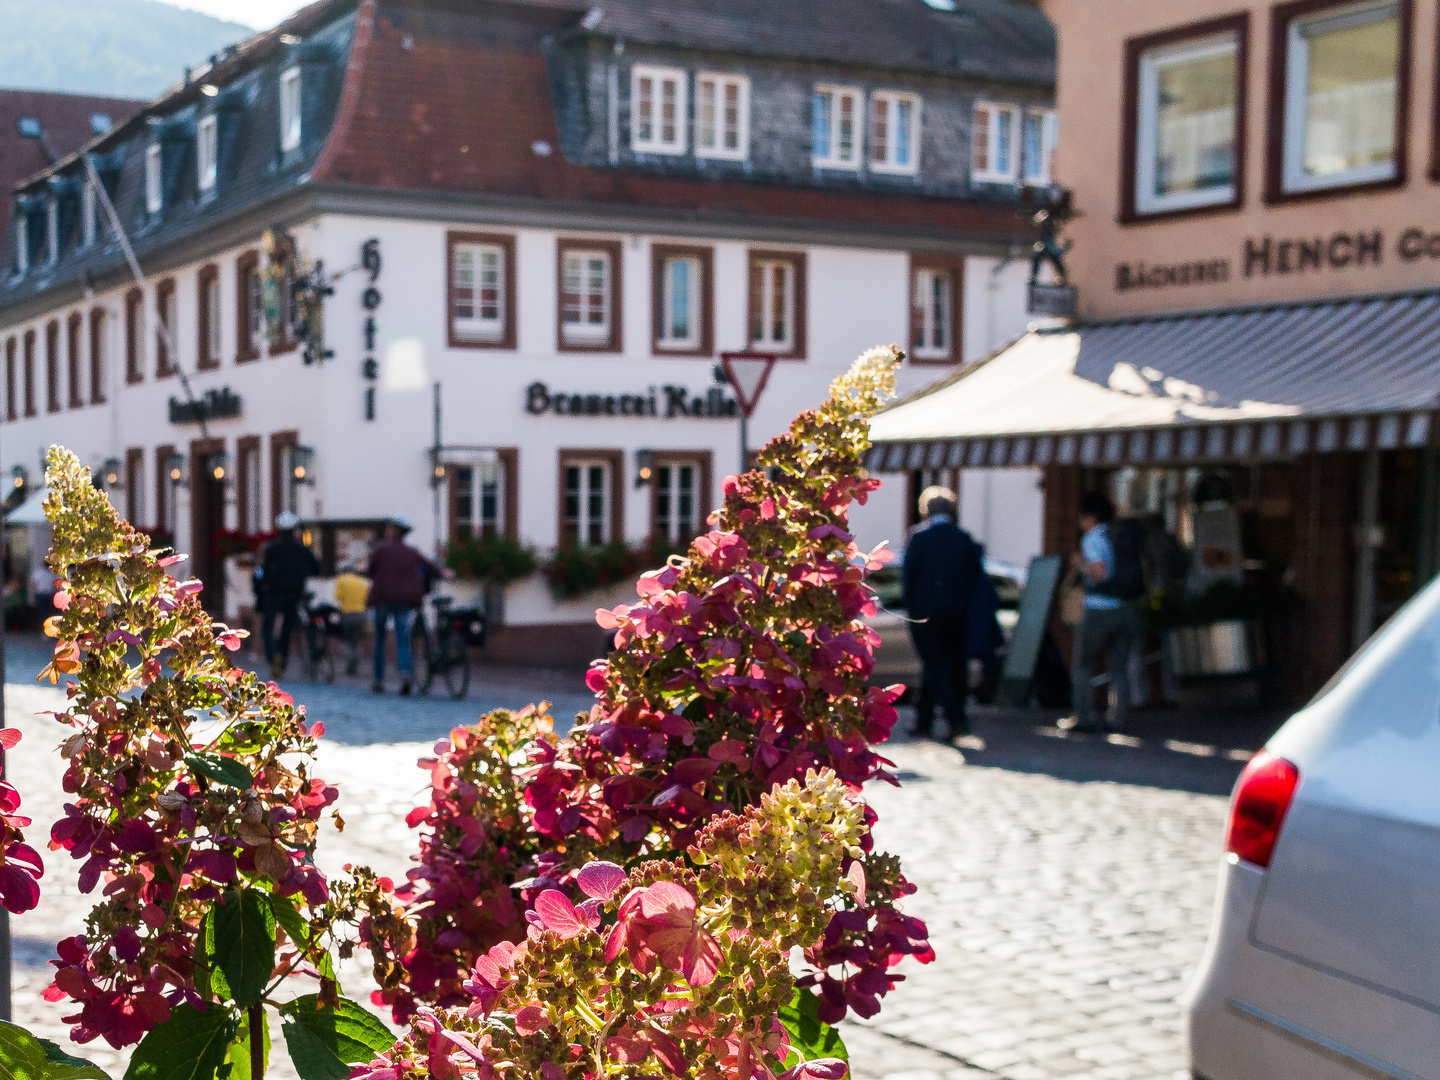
1185,575,1440,1080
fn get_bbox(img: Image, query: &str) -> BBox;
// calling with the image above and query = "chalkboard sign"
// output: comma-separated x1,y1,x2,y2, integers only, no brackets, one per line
999,554,1065,707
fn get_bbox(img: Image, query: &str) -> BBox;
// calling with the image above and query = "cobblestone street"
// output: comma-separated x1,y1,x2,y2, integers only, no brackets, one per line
1,634,1273,1080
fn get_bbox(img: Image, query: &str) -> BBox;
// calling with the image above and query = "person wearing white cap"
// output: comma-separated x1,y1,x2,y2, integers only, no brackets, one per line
258,510,319,679
366,514,448,694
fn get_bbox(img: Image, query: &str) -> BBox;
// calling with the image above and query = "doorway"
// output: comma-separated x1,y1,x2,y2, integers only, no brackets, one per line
190,438,227,615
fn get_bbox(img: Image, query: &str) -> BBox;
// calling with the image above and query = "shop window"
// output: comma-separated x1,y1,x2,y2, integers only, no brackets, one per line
89,308,106,404
125,288,143,383
270,431,299,523
558,240,621,351
280,67,302,152
697,73,748,160
871,91,920,174
197,115,218,193
155,278,176,378
560,452,621,546
22,331,34,418
3,337,14,421
910,259,962,363
971,103,1019,182
812,85,862,168
237,437,262,535
67,312,83,408
236,251,261,362
652,455,710,545
198,265,221,370
1021,108,1058,184
632,65,687,155
653,245,712,355
145,143,162,215
451,451,517,541
45,320,60,414
125,448,144,526
1275,0,1405,196
449,233,515,348
747,251,806,359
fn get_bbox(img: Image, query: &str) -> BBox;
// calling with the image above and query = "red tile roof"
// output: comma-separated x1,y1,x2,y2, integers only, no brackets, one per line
312,1,1032,242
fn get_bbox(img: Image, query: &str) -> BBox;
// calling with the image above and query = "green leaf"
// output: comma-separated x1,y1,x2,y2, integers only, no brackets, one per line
778,989,848,1069
219,1010,269,1080
36,1040,111,1080
267,894,309,951
211,890,277,1008
124,1004,238,1080
278,996,394,1080
184,753,256,790
0,1021,49,1080
317,950,340,989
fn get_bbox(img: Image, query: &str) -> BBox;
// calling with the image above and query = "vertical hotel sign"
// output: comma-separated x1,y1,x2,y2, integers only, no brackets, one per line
359,239,381,420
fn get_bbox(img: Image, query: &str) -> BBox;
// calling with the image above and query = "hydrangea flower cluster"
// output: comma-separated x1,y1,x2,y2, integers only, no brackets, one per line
0,727,43,914
362,348,932,1027
354,771,867,1080
36,448,340,1049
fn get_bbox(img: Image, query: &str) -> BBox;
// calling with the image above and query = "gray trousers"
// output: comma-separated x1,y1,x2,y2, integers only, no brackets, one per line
1072,603,1142,728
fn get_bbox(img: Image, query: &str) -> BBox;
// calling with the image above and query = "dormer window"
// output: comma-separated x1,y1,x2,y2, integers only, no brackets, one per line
14,215,28,276
971,103,1019,183
197,115,218,192
812,86,863,169
280,67,302,152
45,200,58,265
1021,108,1057,184
870,91,921,174
631,65,687,155
81,182,97,248
696,73,749,161
145,144,163,214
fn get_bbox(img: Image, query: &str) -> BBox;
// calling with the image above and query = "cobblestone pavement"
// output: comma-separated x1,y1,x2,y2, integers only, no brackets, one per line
2,633,1279,1080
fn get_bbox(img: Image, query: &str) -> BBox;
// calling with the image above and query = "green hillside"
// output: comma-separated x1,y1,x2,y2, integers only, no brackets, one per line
0,0,252,99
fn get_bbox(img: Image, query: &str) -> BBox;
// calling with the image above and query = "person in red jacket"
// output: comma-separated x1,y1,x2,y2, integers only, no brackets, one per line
367,514,448,694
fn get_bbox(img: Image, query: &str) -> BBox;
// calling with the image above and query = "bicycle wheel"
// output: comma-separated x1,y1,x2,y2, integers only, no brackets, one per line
441,634,470,700
410,622,434,695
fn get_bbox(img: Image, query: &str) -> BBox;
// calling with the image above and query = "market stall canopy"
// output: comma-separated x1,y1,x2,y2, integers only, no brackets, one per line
6,488,49,526
868,290,1440,471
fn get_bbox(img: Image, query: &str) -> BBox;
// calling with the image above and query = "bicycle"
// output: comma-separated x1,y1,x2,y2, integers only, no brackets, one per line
301,594,340,684
409,595,486,700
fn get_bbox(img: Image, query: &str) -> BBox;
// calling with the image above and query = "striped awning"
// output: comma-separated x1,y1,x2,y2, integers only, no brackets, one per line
867,291,1440,471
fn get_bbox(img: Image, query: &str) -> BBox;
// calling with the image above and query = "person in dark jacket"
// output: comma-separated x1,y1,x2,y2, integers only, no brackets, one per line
367,514,448,695
903,486,984,740
259,510,320,679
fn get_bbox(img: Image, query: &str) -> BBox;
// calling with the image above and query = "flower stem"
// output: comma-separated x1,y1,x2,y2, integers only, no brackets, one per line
248,1002,265,1079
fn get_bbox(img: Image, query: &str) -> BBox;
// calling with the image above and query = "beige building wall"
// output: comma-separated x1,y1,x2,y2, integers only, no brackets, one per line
1042,0,1440,317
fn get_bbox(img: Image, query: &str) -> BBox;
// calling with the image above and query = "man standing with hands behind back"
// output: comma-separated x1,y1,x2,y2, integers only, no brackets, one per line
903,486,984,741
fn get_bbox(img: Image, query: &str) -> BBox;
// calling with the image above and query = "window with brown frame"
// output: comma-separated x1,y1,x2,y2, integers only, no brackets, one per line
198,264,221,370
22,331,35,417
908,256,964,364
67,312,84,408
125,447,144,525
4,337,15,422
270,267,297,356
155,443,177,534
449,449,519,543
652,244,713,356
45,320,60,413
448,232,517,350
236,435,262,535
557,239,623,352
270,430,299,526
125,288,143,384
236,251,262,362
649,452,712,546
155,278,177,377
1121,14,1249,222
89,308,107,404
747,250,807,359
1266,0,1409,203
558,449,623,546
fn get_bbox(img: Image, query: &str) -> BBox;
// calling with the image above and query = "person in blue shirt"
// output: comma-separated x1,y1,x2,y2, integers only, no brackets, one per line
1066,491,1142,733
902,486,984,740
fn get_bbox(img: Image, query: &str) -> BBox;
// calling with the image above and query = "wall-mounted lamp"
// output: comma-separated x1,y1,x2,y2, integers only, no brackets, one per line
634,449,654,488
11,464,29,491
101,458,123,488
206,450,230,484
166,451,187,488
290,446,315,486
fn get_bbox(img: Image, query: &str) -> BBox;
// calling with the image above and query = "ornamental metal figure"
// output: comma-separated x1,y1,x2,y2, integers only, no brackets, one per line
1023,183,1076,287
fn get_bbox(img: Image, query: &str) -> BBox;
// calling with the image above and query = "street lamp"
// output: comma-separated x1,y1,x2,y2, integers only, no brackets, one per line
205,450,229,484
100,458,122,489
634,449,654,488
166,451,187,487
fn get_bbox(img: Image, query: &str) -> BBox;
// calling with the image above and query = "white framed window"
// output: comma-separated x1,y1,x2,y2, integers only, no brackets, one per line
241,445,262,533
560,248,613,347
280,66,302,152
910,266,955,361
1135,34,1239,213
45,200,58,265
80,182,97,248
870,91,921,174
452,243,507,343
654,460,701,544
204,273,222,362
247,263,264,348
563,459,612,546
452,456,508,541
696,73,748,160
812,85,863,168
658,254,701,350
1281,1,1400,193
749,258,796,352
971,103,1019,182
1021,108,1058,184
197,115,218,192
631,65,687,155
145,143,163,214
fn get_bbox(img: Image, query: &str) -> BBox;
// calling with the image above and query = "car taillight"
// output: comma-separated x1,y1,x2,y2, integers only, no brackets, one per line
1225,749,1300,868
